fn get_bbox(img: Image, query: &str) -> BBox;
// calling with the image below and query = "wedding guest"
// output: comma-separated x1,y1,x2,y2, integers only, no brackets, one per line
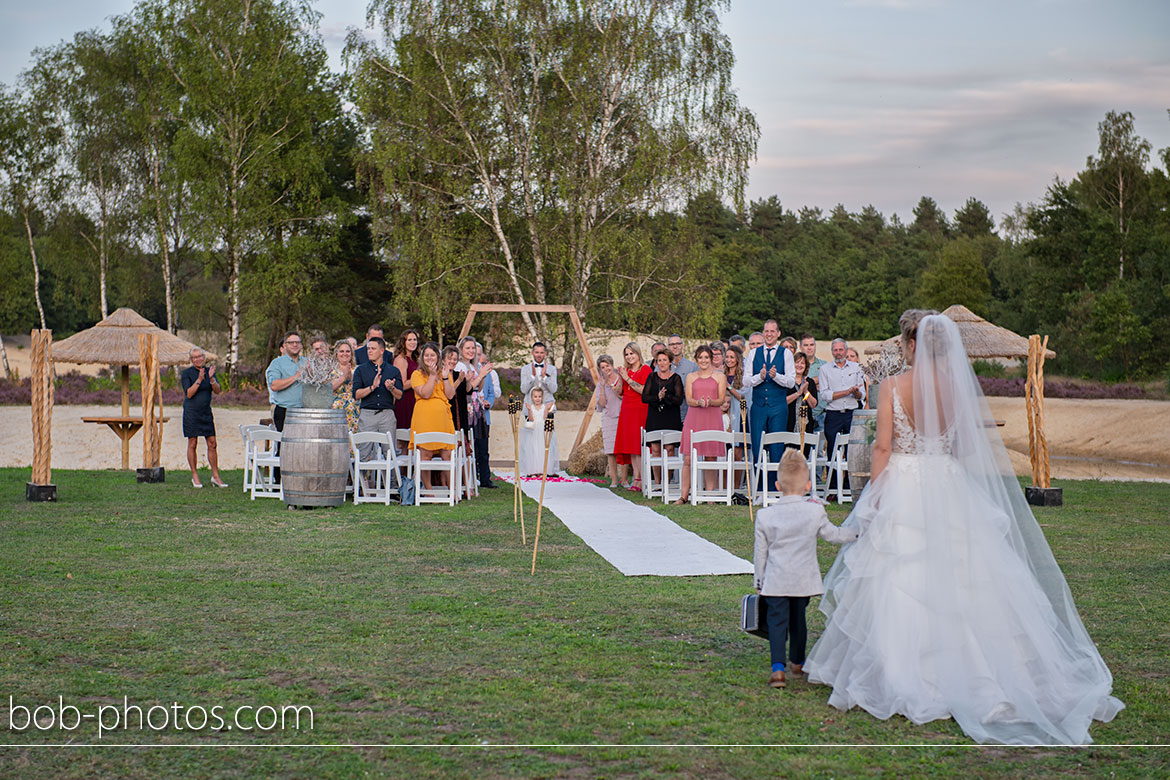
594,354,623,488
786,352,819,460
748,331,764,351
846,346,872,408
410,342,457,489
676,345,727,504
642,349,685,486
729,334,747,354
818,338,866,499
724,345,750,482
352,336,403,465
355,324,384,365
393,329,422,442
346,336,358,351
709,342,725,370
457,337,495,490
310,336,329,358
754,448,857,688
520,341,558,407
476,343,500,489
330,339,360,432
520,387,559,477
442,345,470,434
780,336,798,355
265,331,305,431
651,341,667,360
182,347,227,488
745,319,796,490
801,333,828,433
614,342,651,491
667,334,698,423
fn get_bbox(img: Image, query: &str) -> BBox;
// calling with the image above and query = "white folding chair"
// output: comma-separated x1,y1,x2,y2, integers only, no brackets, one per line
823,432,852,504
660,430,685,503
414,432,459,506
249,429,282,500
756,431,820,506
395,428,414,487
690,430,736,505
238,424,267,492
350,431,393,505
462,432,479,499
640,428,667,499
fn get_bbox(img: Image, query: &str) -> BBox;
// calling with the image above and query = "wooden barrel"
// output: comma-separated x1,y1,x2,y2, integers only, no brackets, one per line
846,409,878,496
280,408,349,507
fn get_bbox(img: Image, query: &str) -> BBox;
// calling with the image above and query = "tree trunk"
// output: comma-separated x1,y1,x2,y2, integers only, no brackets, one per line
98,166,109,319
23,206,46,330
150,139,175,333
0,334,11,380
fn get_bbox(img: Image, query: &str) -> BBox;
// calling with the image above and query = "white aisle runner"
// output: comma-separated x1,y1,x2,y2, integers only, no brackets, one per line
500,474,752,577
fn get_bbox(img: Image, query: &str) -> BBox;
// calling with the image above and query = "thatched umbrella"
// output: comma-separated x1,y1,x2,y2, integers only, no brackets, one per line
52,308,216,469
864,305,1056,360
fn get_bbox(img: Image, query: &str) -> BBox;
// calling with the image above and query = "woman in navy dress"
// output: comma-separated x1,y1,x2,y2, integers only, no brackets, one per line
181,347,227,488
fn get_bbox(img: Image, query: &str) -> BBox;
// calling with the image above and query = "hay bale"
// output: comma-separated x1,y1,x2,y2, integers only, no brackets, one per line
568,429,607,476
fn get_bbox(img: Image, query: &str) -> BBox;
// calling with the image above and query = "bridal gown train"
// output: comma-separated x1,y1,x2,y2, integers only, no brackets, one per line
804,316,1123,745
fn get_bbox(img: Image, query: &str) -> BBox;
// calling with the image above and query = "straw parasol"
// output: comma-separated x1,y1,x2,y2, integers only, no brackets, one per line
864,305,1056,360
52,307,217,415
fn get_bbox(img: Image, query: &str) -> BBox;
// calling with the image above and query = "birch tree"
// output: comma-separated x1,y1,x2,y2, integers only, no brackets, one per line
350,0,757,361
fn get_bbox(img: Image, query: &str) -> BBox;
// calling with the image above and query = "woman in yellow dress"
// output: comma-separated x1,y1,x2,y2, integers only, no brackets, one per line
410,342,457,489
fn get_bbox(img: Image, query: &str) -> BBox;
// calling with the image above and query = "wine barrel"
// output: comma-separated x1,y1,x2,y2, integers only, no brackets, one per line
846,409,878,496
280,408,349,507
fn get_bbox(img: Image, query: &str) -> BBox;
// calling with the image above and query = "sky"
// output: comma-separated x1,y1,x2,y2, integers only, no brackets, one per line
2,0,1168,226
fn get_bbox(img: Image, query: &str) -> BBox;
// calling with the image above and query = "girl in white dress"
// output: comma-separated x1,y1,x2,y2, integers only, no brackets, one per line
805,310,1123,745
520,388,559,477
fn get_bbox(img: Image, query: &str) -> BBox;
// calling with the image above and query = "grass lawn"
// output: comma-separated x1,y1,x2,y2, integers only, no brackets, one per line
0,468,1167,777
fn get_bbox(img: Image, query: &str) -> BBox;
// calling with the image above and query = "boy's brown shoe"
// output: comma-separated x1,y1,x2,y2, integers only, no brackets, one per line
768,670,786,688
789,663,805,676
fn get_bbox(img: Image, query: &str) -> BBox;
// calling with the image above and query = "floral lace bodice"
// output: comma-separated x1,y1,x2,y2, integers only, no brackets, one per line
891,383,954,456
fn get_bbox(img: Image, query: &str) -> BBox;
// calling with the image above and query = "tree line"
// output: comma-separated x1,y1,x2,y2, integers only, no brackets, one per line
1,0,1167,381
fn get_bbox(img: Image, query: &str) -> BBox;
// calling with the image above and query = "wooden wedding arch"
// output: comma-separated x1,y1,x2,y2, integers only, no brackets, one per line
458,304,601,458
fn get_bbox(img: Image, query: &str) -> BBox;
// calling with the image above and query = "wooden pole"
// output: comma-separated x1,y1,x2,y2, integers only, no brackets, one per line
508,396,525,545
151,336,163,467
567,310,601,460
531,417,554,575
1037,335,1050,489
1025,337,1038,486
740,399,754,525
30,330,53,486
140,335,153,468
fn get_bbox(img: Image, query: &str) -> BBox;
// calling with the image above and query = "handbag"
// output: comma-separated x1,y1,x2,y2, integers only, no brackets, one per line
740,593,769,639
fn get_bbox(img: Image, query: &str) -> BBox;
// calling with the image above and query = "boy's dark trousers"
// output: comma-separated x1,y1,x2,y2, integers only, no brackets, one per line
763,595,811,667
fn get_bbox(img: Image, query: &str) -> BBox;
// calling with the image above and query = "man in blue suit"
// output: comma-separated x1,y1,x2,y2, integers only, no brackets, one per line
745,319,795,491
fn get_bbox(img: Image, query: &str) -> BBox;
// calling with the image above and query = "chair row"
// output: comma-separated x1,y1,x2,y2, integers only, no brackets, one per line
638,428,854,506
238,424,482,506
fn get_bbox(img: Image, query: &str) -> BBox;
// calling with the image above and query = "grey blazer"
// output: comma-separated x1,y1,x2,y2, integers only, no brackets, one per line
754,495,857,596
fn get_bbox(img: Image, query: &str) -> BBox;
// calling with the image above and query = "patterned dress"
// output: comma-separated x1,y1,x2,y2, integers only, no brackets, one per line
331,366,360,432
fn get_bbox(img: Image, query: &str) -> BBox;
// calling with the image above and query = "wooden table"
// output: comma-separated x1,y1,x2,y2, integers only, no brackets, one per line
82,416,169,470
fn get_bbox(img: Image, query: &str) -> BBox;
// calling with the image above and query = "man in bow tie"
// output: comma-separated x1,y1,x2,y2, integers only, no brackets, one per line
745,319,796,490
520,341,558,409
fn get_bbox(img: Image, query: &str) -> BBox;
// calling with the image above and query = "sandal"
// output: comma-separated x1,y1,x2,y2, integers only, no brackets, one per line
628,481,642,492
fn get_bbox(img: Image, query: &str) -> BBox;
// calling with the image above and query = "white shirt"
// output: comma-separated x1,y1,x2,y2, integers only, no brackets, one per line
817,359,867,411
743,344,796,390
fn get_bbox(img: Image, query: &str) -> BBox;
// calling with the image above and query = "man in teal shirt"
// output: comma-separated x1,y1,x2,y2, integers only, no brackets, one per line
265,331,306,431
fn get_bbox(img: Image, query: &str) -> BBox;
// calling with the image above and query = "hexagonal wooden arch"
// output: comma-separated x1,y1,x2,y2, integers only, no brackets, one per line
458,304,601,458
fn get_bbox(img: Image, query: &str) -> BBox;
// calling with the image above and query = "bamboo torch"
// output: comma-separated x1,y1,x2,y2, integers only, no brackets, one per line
740,399,754,525
508,395,525,545
531,415,554,575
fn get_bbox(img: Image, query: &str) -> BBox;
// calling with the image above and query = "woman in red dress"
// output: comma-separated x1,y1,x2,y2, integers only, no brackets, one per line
613,342,651,490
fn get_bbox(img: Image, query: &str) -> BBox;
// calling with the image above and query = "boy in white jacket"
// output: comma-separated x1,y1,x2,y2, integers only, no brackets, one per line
754,448,858,688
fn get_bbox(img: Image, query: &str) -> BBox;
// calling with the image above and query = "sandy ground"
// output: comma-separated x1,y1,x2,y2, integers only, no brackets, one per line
4,398,1169,481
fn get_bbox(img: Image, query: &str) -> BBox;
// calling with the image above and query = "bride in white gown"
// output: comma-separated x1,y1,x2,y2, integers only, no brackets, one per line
805,310,1123,745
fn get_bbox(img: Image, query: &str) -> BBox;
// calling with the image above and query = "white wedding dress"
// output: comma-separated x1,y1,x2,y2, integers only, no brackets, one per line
805,315,1123,745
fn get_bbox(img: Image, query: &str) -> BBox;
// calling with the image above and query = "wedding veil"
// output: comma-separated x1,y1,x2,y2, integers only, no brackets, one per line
905,314,1124,742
